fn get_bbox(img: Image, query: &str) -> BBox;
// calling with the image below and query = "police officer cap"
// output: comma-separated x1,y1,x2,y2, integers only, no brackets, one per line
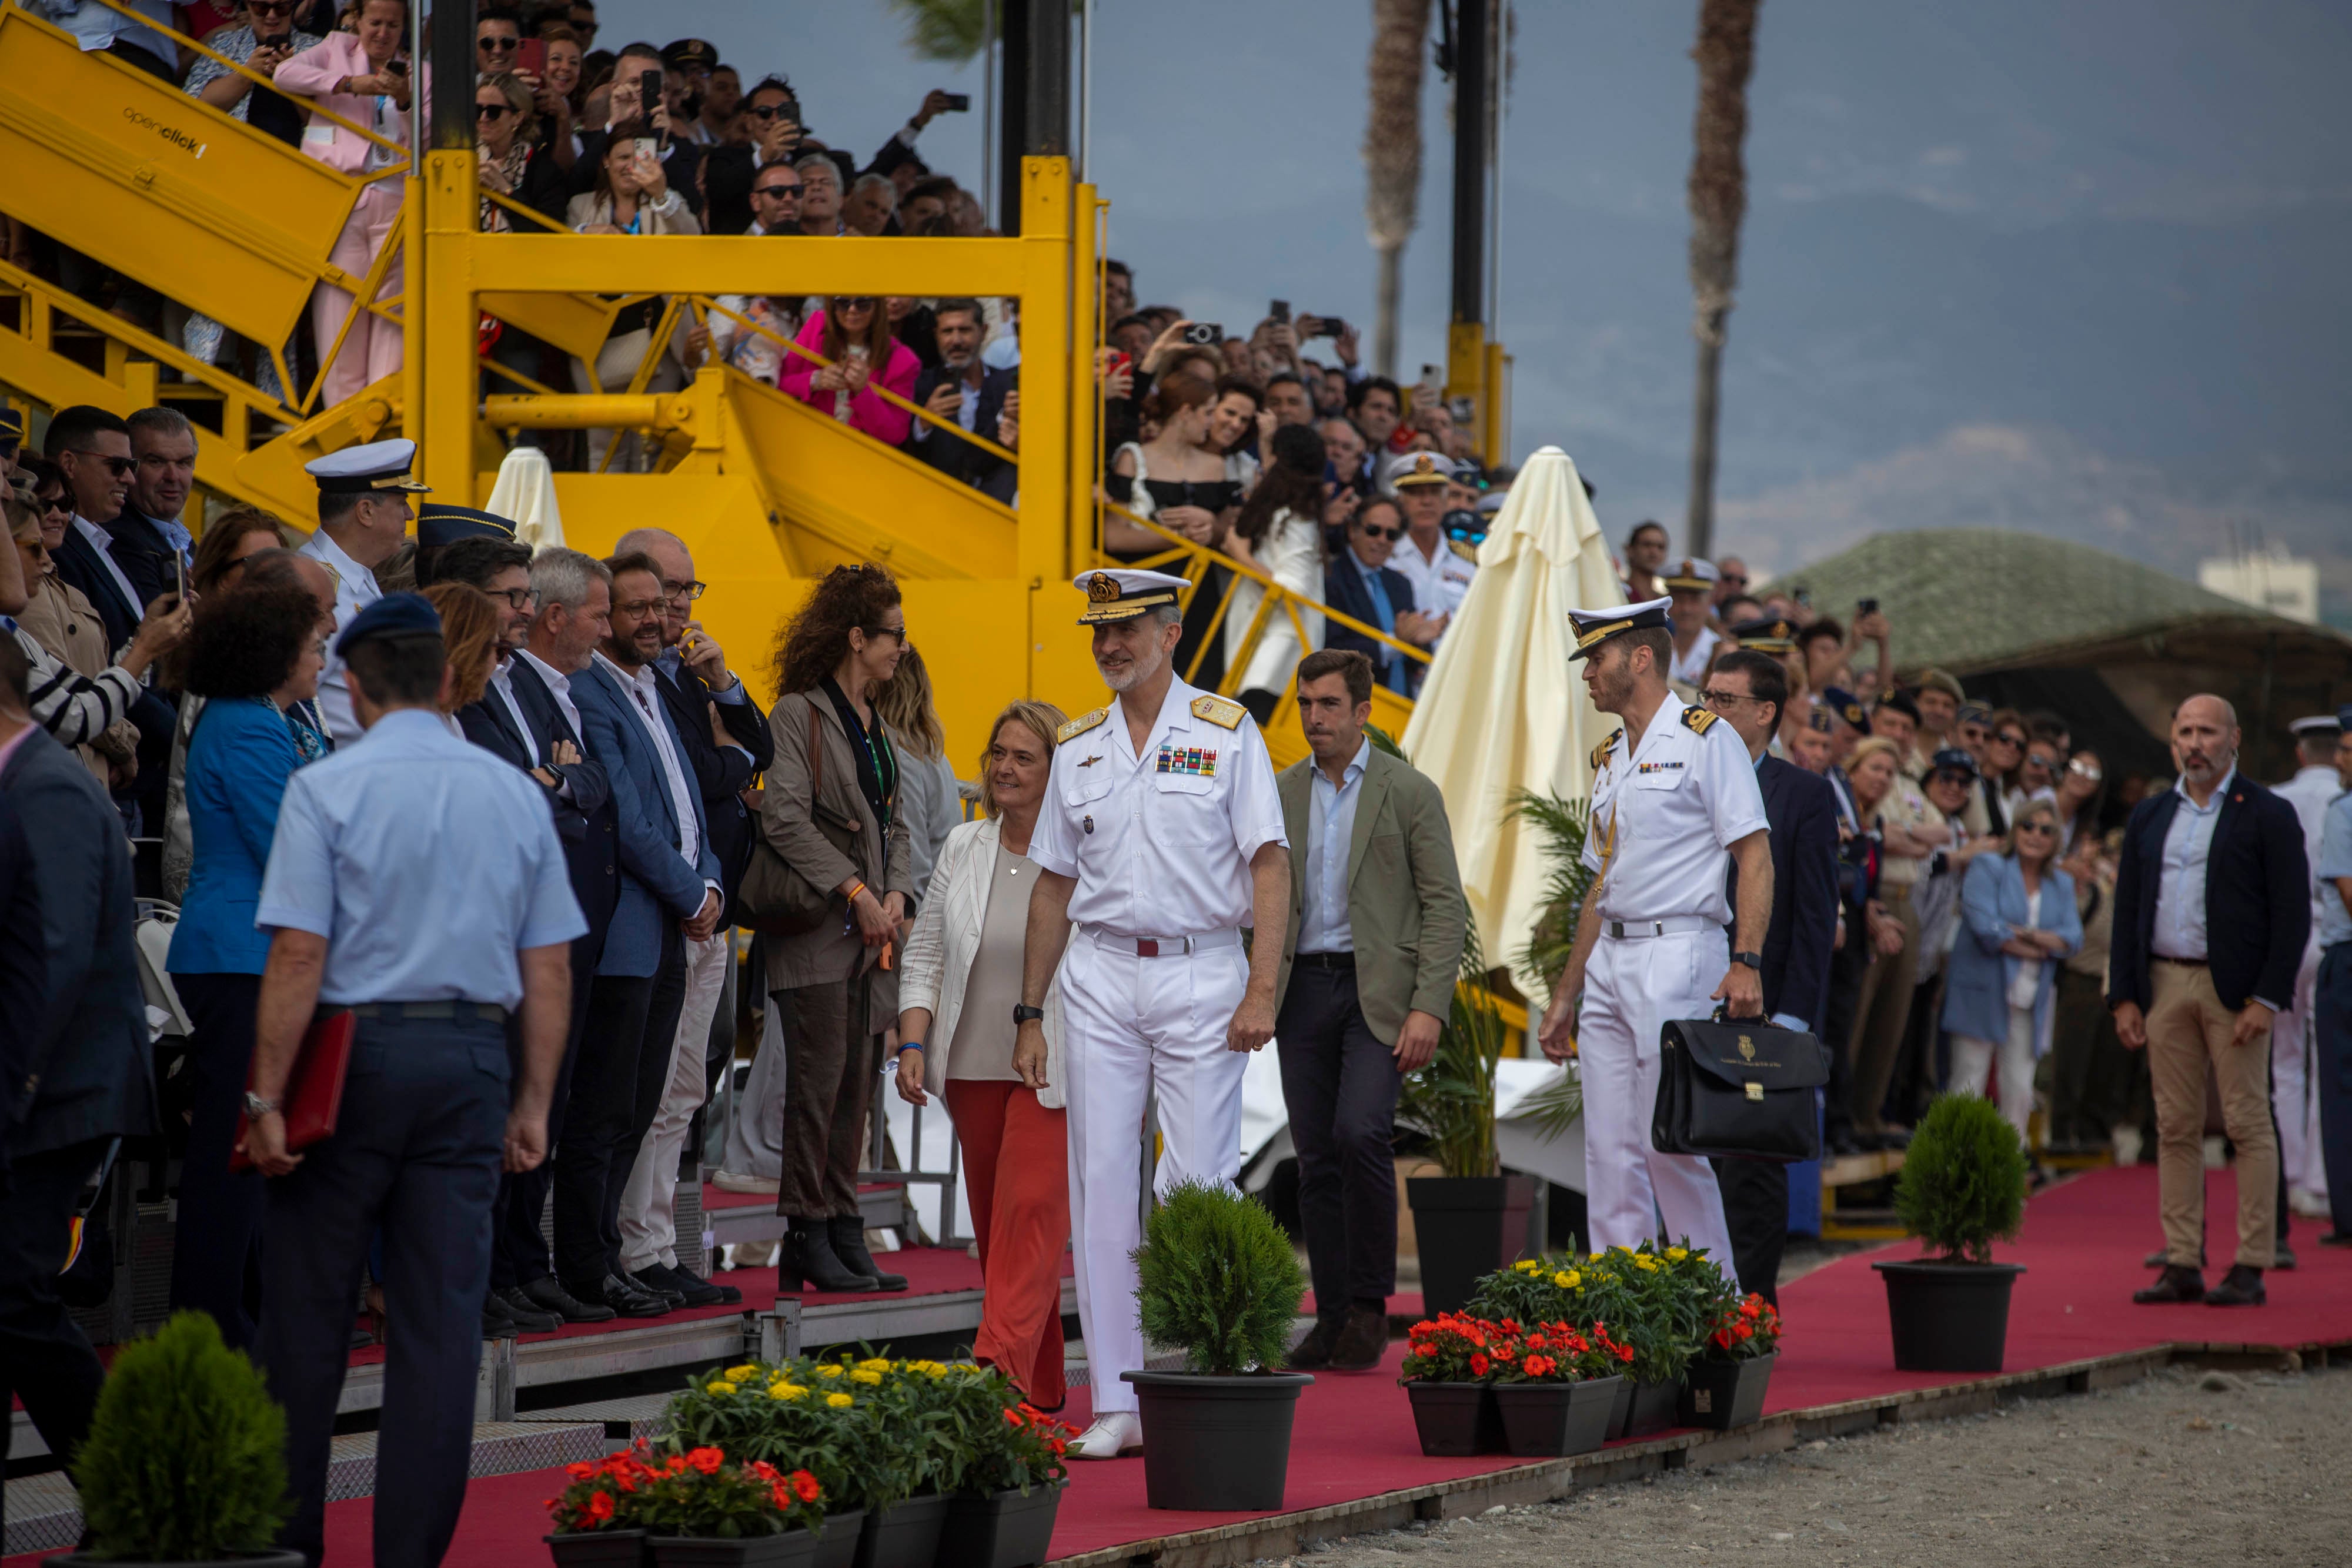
662,37,719,69
1729,615,1798,653
1476,489,1509,515
1073,568,1189,626
1567,596,1671,661
1956,703,1991,727
0,406,21,442
1381,450,1457,493
305,437,429,496
335,591,442,659
416,503,518,551
2288,713,2342,740
2338,704,2352,734
1927,747,1979,780
1660,557,1719,594
1820,686,1867,730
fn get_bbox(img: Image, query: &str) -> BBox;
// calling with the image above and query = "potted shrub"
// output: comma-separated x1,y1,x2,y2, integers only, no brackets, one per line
632,1447,824,1567
1396,1313,1507,1456
55,1310,300,1567
1489,1318,1630,1457
931,1369,1071,1568
1399,924,1536,1315
1124,1179,1311,1512
1678,1291,1781,1430
1875,1094,2029,1371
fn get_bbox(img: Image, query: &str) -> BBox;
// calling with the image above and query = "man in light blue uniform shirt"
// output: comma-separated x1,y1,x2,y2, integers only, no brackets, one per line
2311,706,2352,1246
243,594,584,1568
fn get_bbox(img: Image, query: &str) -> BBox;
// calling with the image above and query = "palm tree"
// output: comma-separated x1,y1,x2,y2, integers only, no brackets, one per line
1683,0,1760,560
1364,0,1434,380
884,0,988,61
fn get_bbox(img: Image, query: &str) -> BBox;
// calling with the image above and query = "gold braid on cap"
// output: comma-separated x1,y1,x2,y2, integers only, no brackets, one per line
1086,572,1121,603
1575,619,1632,651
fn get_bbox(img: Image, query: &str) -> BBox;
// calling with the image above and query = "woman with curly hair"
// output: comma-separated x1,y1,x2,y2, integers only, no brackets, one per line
754,563,916,1293
164,579,330,1349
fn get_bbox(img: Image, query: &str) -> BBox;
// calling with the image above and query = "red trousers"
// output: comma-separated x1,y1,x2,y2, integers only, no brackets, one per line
943,1080,1070,1409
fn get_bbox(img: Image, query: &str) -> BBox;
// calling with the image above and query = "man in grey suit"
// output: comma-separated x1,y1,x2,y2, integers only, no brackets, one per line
0,634,152,1496
1274,649,1467,1371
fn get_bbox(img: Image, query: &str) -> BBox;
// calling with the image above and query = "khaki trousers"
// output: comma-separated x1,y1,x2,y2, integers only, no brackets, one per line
2148,959,2277,1270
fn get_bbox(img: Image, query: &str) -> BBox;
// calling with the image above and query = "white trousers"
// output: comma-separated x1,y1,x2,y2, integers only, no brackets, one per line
620,930,732,1272
2273,936,2326,1199
1579,928,1735,1265
1061,934,1250,1415
1951,1005,2037,1144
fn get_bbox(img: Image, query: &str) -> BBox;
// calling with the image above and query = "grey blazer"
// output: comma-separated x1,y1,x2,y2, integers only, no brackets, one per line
759,689,915,1002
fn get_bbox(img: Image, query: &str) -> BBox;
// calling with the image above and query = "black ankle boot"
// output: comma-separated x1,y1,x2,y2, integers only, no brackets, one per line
828,1217,908,1292
780,1218,877,1294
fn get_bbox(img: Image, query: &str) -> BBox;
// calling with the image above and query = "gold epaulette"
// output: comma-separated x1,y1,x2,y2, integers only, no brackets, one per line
1681,706,1720,735
1191,694,1246,730
1590,728,1623,771
1057,708,1108,744
1448,539,1477,563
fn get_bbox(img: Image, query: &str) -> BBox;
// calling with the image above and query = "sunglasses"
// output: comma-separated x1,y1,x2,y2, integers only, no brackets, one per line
478,33,519,51
2026,753,2057,770
2068,759,2103,782
1932,769,1975,787
477,101,513,119
1992,733,2024,748
247,0,294,14
863,624,908,644
68,449,136,479
836,296,876,310
747,103,799,121
2015,822,2056,835
1355,523,1402,540
752,182,803,199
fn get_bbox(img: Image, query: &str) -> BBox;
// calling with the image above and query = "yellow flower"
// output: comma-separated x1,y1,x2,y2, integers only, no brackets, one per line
770,1383,808,1402
814,1364,844,1379
1514,1259,1541,1275
1553,1270,1581,1290
850,1368,883,1385
726,1364,759,1380
826,1392,854,1409
857,1356,893,1372
1634,1255,1659,1272
706,1381,738,1396
1665,1246,1688,1262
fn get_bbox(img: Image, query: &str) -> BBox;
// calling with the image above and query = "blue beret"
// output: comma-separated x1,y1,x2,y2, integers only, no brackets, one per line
1929,747,1978,779
335,591,442,658
1820,687,1867,729
416,503,517,551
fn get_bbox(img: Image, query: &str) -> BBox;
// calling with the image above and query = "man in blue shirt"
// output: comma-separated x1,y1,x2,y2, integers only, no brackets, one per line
2311,706,2352,1247
243,594,586,1568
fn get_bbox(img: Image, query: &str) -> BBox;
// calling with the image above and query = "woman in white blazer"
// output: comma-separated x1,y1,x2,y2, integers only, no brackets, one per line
896,698,1072,1407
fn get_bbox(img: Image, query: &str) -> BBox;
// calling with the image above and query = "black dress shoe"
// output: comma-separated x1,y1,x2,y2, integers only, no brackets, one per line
495,1288,564,1334
632,1263,731,1308
669,1263,741,1306
1286,1316,1342,1371
482,1291,520,1339
779,1219,877,1293
1328,1305,1390,1372
2321,1231,2352,1248
2272,1242,2297,1272
829,1217,908,1292
2133,1265,2205,1304
520,1275,615,1324
2206,1264,2266,1306
627,1268,687,1306
566,1273,669,1318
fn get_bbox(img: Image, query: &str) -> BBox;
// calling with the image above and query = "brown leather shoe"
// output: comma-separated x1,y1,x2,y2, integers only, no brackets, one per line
2132,1264,2204,1304
1327,1305,1390,1372
2204,1264,2266,1306
1286,1316,1342,1370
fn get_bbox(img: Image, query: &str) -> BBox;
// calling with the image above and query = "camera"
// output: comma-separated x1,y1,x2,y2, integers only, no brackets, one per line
941,93,971,112
1857,597,1879,617
1180,322,1222,347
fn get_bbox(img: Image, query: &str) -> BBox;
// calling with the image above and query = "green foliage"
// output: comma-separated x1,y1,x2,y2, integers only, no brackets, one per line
1462,1242,1729,1385
883,0,987,63
1509,791,1595,1002
1395,917,1507,1178
74,1310,292,1561
623,1449,813,1539
1132,1180,1304,1375
1895,1094,2029,1263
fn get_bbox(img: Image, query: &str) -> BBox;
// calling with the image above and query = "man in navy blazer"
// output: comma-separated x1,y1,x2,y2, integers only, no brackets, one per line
1323,500,1433,698
1704,651,1840,1302
556,551,723,1319
0,638,153,1496
2112,694,2310,1307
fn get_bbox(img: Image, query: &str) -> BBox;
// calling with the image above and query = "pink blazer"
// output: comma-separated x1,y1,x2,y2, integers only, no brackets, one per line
274,32,415,175
777,313,921,446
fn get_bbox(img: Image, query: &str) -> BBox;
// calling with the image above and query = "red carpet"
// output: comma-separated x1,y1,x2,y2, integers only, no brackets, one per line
14,1167,2348,1566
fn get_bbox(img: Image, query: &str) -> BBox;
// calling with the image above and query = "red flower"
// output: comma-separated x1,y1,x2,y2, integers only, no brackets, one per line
1469,1352,1490,1378
1735,1322,1753,1340
791,1472,821,1504
1713,1328,1732,1349
586,1492,614,1523
565,1461,596,1480
1004,1406,1025,1428
1617,1343,1635,1363
1499,1319,1521,1336
686,1447,725,1474
666,1456,688,1474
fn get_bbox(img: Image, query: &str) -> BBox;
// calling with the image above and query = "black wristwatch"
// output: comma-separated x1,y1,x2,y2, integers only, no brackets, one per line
1012,1004,1045,1026
1730,951,1764,971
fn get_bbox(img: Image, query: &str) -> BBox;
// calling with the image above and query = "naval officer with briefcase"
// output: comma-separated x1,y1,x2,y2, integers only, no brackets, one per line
1536,597,1770,1266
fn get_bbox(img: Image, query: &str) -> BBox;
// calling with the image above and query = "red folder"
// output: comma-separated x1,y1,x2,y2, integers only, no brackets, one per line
229,1009,356,1173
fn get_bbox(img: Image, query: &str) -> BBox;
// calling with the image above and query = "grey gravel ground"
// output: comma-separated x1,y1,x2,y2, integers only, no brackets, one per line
1276,1363,2351,1567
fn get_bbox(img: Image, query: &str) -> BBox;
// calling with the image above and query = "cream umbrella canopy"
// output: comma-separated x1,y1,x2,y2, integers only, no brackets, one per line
1398,445,1622,1000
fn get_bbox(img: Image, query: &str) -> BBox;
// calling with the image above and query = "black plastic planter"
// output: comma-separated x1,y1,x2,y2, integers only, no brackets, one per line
1678,1353,1775,1430
852,1493,950,1568
1493,1376,1621,1457
1621,1376,1681,1437
543,1533,647,1568
936,1485,1064,1568
1124,1370,1314,1510
648,1533,816,1568
1405,1175,1535,1318
1875,1260,2026,1372
1404,1380,1506,1455
53,1556,309,1568
811,1509,864,1568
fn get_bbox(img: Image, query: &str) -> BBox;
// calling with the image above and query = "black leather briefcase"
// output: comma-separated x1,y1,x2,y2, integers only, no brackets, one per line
1651,1011,1830,1164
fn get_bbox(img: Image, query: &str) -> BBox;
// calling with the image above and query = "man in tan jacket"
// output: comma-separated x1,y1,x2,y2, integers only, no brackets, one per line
1274,649,1467,1371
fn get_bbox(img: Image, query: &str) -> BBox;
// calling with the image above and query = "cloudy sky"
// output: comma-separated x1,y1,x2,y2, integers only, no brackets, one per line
601,0,2352,618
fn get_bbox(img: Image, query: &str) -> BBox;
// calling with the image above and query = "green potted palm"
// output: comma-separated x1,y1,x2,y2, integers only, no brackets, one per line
1124,1179,1311,1512
1876,1094,2030,1371
57,1310,299,1567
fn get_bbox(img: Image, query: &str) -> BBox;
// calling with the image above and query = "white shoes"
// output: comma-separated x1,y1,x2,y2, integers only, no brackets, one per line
711,1170,780,1195
1067,1410,1144,1459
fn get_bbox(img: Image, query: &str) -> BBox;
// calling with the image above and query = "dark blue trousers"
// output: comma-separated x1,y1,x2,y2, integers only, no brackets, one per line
1275,961,1403,1315
2317,944,2352,1235
257,1012,508,1568
169,971,269,1349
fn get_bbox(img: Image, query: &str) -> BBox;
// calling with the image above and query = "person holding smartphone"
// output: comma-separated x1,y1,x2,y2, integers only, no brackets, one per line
186,0,322,146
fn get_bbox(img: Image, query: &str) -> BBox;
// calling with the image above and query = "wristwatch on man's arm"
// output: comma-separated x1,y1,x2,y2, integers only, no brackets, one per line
1730,951,1764,971
243,1091,281,1119
1013,1005,1045,1025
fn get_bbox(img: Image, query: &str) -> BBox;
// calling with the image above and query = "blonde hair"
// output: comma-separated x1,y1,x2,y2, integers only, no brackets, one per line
1846,737,1904,821
977,700,1067,821
874,643,946,759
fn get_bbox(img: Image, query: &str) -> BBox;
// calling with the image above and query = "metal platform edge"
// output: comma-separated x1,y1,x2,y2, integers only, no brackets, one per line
1040,1337,2352,1568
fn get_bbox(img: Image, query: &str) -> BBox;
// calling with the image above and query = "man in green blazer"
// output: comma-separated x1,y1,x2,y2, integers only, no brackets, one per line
1275,649,1468,1372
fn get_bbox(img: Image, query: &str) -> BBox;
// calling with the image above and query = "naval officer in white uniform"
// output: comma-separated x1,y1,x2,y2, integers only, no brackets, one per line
1536,596,1770,1266
1015,568,1291,1460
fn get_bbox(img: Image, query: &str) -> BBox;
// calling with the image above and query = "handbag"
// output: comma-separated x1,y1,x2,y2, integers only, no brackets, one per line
734,697,863,937
1651,1008,1829,1164
228,1008,356,1173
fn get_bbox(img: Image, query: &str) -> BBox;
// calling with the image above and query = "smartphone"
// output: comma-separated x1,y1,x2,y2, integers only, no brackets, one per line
639,66,663,108
1312,316,1344,338
1110,350,1132,375
175,550,186,605
383,56,407,76
1792,586,1812,607
633,135,658,161
1857,597,1879,616
940,92,970,112
1269,299,1290,325
516,36,545,75
1181,322,1222,346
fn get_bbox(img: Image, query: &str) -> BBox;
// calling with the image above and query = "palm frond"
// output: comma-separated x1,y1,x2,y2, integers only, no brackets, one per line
884,0,989,65
1396,917,1505,1178
1508,789,1595,1007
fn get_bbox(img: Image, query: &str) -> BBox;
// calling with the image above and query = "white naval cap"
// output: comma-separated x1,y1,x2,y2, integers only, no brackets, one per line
1072,567,1191,625
1378,449,1459,494
1659,556,1719,593
1568,595,1672,661
2288,714,2343,738
305,437,430,496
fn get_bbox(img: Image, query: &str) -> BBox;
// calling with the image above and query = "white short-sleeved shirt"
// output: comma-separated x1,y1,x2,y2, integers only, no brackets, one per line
1028,677,1289,938
1390,532,1478,621
1580,703,1771,926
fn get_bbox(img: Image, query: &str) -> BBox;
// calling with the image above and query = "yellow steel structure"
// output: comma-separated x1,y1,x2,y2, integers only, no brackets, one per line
0,0,1442,771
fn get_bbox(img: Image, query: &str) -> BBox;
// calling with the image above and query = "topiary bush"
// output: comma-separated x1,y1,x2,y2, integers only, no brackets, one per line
74,1310,293,1560
1132,1179,1304,1376
1895,1094,2029,1264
